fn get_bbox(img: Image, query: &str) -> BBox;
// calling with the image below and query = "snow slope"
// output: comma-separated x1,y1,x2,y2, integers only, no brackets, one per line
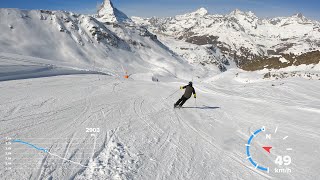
133,8,320,56
0,1,320,179
0,52,110,81
0,8,192,81
0,66,319,179
155,34,233,73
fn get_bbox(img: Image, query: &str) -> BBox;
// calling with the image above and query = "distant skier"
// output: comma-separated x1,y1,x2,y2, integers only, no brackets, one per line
174,82,196,108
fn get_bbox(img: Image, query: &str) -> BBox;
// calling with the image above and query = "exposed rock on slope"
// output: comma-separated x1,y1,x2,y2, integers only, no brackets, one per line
0,5,192,80
97,0,131,23
132,8,320,71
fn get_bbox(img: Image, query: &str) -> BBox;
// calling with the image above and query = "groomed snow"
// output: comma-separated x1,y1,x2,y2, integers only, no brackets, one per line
1,62,319,179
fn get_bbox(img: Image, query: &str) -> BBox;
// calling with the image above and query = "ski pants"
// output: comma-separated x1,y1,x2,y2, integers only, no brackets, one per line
175,95,189,106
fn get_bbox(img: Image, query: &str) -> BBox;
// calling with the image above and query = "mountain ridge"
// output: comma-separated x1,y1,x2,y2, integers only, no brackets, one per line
0,7,194,81
97,0,131,23
132,7,320,71
1,0,319,75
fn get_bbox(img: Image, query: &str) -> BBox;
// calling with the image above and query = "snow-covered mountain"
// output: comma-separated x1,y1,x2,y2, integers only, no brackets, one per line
97,0,131,23
1,0,319,79
0,1,193,81
1,1,320,180
132,8,320,70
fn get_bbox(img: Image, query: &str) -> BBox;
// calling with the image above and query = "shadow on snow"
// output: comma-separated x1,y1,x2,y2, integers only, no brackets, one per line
182,106,220,110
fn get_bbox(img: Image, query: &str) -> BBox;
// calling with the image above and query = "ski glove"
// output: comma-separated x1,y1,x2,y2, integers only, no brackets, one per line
180,86,183,89
194,94,197,98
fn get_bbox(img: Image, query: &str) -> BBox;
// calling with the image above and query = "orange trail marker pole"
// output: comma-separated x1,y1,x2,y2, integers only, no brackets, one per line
124,71,129,79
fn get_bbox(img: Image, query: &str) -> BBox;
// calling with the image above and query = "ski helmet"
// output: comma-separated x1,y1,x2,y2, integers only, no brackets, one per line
189,81,193,86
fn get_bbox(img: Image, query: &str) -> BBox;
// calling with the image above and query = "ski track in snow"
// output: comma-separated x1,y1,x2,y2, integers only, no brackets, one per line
0,4,320,179
0,72,319,179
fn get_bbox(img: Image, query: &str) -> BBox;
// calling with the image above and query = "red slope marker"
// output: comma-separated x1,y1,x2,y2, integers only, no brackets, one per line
262,146,272,153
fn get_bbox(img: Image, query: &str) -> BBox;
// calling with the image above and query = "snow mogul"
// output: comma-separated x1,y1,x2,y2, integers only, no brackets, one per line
174,82,197,108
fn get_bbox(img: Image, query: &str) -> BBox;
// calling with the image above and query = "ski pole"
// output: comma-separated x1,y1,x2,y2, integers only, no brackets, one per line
164,89,179,100
195,98,199,112
195,98,197,108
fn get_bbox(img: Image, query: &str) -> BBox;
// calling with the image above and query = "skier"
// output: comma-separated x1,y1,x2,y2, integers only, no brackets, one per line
174,82,196,108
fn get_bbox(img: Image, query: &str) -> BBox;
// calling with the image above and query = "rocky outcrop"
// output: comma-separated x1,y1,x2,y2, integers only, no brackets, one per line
133,8,320,71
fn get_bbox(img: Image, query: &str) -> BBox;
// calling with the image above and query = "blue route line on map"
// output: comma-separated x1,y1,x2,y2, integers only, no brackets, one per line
12,139,48,153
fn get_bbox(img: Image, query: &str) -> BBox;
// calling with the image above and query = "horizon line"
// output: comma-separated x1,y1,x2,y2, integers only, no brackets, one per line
0,6,319,22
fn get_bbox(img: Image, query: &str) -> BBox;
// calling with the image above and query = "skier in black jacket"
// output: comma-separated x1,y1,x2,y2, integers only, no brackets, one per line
174,82,196,108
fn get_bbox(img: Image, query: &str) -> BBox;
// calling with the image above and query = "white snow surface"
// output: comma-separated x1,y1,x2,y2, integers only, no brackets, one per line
1,3,320,180
0,66,319,179
279,57,289,63
155,34,234,74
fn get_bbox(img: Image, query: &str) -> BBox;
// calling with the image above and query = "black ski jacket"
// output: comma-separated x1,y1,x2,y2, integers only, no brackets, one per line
182,85,196,99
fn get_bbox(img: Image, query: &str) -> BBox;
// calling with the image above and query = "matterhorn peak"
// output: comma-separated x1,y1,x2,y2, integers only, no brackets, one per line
98,0,131,23
191,7,208,16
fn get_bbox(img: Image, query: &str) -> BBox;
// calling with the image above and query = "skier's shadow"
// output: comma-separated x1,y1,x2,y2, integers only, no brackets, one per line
182,106,220,110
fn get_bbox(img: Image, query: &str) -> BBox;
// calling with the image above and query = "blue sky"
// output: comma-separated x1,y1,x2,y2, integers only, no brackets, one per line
1,0,319,20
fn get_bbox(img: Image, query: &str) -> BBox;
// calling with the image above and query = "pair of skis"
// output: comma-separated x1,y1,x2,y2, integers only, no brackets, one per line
174,104,183,109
